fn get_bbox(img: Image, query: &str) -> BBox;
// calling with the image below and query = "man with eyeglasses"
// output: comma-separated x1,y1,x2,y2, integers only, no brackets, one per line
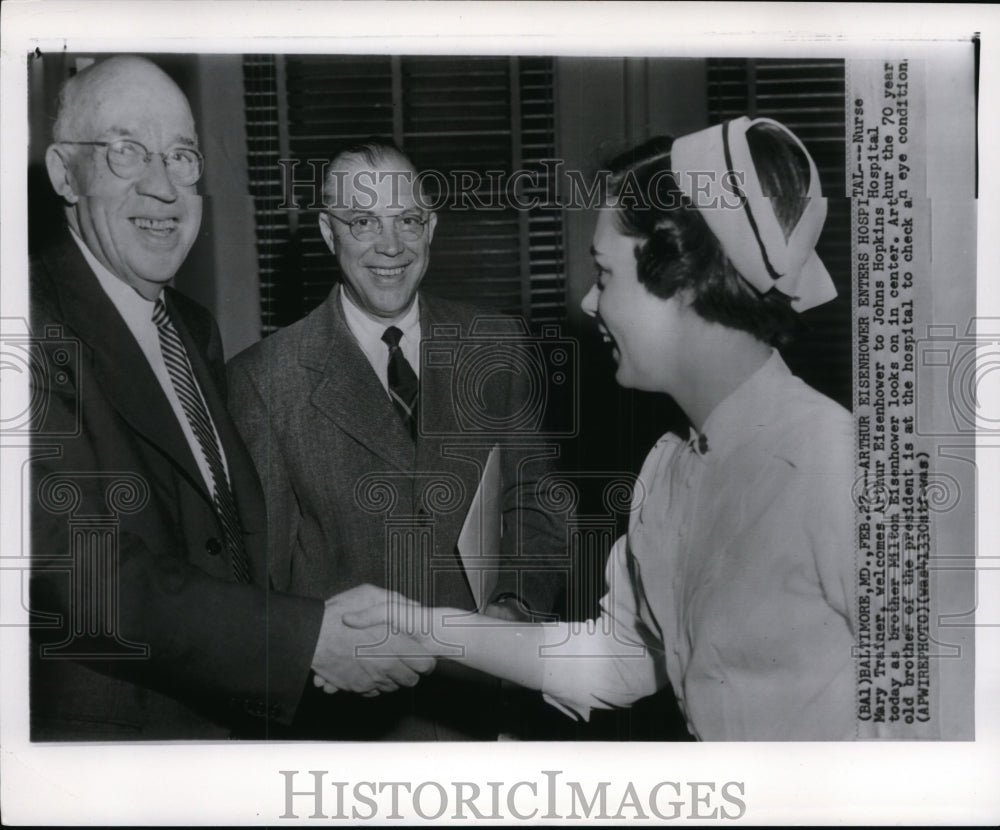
29,57,434,740
228,138,566,740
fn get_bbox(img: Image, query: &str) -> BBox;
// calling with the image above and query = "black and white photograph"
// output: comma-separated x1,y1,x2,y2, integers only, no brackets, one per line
1,2,997,825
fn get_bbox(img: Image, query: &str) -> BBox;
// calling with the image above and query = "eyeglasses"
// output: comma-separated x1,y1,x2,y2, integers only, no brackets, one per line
58,138,204,187
326,212,429,242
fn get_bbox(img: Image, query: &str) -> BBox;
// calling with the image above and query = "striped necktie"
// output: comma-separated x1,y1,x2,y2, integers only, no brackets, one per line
153,297,251,583
382,325,419,438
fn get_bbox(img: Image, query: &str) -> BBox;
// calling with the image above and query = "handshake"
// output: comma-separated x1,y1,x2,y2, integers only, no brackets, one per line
308,584,444,697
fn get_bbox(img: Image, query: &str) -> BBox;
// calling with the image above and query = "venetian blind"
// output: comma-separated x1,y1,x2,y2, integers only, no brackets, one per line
243,55,564,334
707,58,852,409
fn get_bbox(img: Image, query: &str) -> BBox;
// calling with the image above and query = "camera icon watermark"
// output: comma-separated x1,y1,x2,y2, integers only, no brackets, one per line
419,317,578,438
915,317,1000,437
0,319,81,438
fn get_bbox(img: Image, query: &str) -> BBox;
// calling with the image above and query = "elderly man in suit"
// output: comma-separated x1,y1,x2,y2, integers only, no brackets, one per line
29,57,432,740
228,138,567,740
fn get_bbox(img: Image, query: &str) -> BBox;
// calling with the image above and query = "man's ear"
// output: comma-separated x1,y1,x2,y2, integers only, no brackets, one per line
45,145,80,204
318,212,336,255
425,211,438,245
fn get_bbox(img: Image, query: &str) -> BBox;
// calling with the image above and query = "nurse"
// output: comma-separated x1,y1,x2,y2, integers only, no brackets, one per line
341,117,857,741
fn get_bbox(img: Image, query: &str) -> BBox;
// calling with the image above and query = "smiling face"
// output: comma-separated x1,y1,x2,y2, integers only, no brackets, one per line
581,208,691,393
318,151,437,323
46,58,202,300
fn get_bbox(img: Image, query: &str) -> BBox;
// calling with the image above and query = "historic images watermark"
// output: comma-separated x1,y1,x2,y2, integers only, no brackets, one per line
278,161,751,213
278,769,747,821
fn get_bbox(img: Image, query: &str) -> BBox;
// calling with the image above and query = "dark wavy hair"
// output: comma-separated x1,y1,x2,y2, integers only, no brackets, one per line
605,122,812,347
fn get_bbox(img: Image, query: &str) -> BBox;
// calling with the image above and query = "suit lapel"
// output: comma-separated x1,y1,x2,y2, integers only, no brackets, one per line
302,291,414,471
40,235,208,498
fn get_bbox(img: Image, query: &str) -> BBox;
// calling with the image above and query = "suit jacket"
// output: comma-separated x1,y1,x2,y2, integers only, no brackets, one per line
28,228,324,741
227,289,568,739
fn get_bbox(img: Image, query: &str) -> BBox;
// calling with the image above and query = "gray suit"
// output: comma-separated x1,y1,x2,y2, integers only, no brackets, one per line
227,290,567,739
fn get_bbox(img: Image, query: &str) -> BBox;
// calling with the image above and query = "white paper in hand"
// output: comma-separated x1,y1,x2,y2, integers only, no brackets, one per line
456,444,501,611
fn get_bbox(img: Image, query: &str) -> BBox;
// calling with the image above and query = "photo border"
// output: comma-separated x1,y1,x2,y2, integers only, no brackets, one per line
2,2,998,825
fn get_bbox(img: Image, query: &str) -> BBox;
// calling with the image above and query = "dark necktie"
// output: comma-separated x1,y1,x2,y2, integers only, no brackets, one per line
382,325,419,438
153,298,251,583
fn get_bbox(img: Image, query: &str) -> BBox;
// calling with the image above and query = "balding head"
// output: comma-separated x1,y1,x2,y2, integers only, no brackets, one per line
53,56,194,146
45,55,202,299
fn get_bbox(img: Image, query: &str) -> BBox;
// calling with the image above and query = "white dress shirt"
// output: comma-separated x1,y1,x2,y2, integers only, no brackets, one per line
70,229,228,494
339,286,421,394
540,352,858,740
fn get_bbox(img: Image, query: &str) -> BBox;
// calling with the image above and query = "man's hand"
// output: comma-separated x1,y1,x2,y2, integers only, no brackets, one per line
310,584,435,697
342,590,550,694
342,592,473,665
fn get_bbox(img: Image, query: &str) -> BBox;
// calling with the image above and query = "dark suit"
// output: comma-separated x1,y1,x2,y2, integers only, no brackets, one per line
227,290,568,739
28,229,324,740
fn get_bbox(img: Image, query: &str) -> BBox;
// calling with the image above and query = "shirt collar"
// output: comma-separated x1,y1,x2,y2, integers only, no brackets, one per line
695,350,793,462
69,226,158,330
339,285,421,346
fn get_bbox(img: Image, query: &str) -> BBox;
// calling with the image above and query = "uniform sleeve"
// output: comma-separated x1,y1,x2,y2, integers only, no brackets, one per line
802,414,857,631
768,407,856,631
539,535,663,719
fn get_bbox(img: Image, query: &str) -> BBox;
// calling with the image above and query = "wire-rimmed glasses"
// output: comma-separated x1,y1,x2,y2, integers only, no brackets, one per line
58,138,204,187
326,212,429,242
